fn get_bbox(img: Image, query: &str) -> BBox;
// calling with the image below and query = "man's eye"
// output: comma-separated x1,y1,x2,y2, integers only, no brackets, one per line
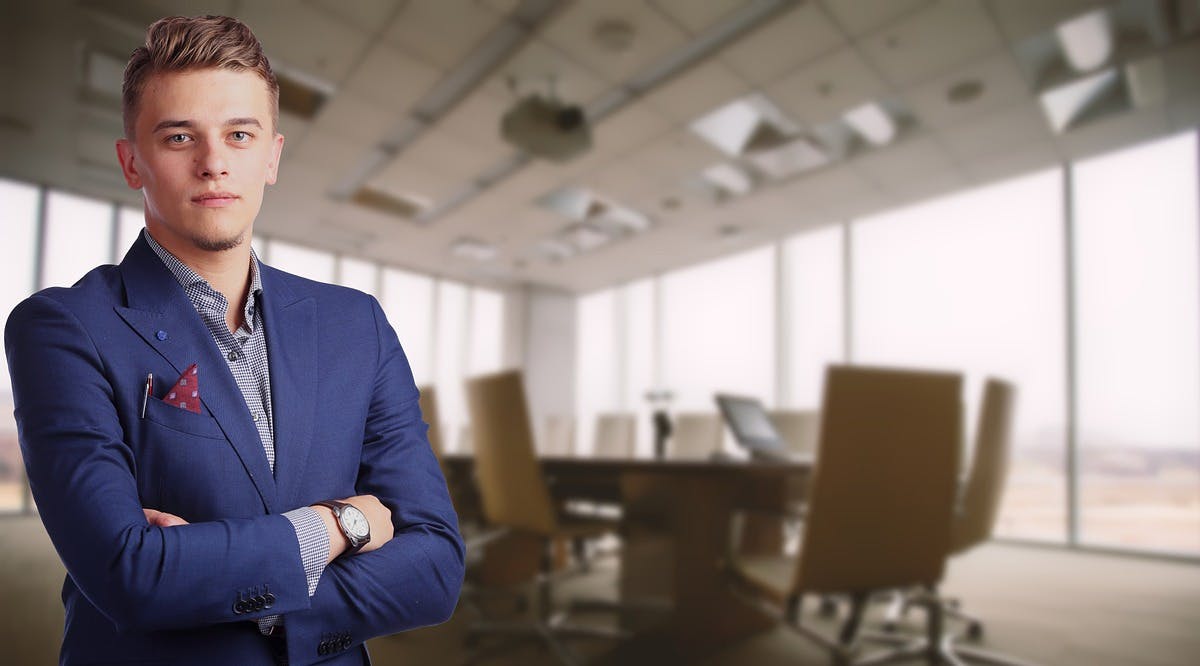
231,131,250,142
167,134,190,144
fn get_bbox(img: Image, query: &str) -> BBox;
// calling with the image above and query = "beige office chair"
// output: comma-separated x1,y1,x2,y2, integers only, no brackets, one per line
464,370,630,665
873,379,1033,666
668,412,723,459
542,414,576,457
728,365,963,664
768,409,821,456
592,413,636,458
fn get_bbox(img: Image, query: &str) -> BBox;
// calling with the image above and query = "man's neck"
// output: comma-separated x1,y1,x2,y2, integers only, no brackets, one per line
145,227,253,331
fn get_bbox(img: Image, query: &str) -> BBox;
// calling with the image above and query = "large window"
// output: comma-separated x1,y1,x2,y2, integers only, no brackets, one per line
379,267,434,386
661,246,776,451
468,288,505,375
42,191,112,289
782,225,845,409
1074,132,1200,555
267,240,336,283
575,290,620,455
435,282,468,451
852,170,1068,542
0,179,39,513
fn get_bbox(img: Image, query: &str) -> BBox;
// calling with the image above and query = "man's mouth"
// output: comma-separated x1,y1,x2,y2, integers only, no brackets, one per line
191,192,240,207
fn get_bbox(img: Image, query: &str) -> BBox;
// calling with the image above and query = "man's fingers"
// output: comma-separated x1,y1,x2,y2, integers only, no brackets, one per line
143,508,189,527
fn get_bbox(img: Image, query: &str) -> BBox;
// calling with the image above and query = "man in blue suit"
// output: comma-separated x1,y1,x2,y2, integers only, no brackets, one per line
4,15,463,665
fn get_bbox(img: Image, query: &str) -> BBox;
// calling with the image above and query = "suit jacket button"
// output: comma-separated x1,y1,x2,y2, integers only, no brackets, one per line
341,636,352,650
263,592,276,609
233,600,245,615
253,595,266,611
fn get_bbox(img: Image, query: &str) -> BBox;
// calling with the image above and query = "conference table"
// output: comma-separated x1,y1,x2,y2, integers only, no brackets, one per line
441,453,813,659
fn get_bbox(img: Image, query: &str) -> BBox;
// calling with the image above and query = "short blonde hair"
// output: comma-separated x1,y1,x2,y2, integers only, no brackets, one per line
122,15,279,138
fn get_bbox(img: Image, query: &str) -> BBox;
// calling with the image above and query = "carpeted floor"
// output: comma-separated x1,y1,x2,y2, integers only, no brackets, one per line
2,515,1197,665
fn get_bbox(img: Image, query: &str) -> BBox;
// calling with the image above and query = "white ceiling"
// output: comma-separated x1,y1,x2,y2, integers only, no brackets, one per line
1,0,1198,293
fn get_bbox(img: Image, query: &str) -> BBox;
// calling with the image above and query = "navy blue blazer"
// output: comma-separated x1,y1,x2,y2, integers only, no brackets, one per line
4,235,464,665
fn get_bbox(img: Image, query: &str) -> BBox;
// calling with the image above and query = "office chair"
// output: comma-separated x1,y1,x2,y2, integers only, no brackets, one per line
668,412,723,459
592,413,636,458
463,370,633,665
727,365,964,665
542,414,576,457
872,379,1034,666
417,385,445,460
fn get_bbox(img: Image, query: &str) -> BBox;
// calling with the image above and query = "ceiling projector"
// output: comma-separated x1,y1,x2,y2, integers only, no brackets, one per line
501,94,592,163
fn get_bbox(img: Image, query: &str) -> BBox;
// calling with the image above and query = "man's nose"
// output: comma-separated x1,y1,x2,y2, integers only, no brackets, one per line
195,141,229,179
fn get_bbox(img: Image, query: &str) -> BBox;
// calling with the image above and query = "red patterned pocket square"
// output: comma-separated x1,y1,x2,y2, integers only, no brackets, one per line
163,363,201,414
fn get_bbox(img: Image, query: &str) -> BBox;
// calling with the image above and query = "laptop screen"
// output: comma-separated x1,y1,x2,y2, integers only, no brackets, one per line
714,394,786,456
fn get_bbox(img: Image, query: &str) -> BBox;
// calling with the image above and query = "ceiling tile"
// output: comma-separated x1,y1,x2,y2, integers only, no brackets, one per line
856,0,1003,88
1167,90,1200,133
305,0,403,34
398,126,512,181
289,128,374,183
437,89,515,156
820,0,932,37
370,158,463,207
1163,40,1200,98
484,38,609,106
239,1,369,84
853,135,959,191
984,0,1102,42
903,52,1033,131
541,0,690,84
342,43,442,113
937,101,1054,163
650,0,749,35
964,141,1061,185
641,60,751,125
587,101,675,162
767,162,885,217
720,2,846,86
765,47,891,125
384,0,504,70
587,129,721,200
311,92,400,144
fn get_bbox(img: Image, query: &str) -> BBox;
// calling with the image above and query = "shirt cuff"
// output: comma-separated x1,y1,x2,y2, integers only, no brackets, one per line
283,506,331,597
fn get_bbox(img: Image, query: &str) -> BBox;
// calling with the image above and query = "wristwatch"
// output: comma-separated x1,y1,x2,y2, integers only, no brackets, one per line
314,500,371,555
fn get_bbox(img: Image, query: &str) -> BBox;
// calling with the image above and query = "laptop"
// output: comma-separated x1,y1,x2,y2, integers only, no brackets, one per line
714,394,800,463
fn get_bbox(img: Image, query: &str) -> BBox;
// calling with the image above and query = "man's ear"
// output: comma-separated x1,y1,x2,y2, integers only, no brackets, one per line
265,132,284,185
116,139,142,189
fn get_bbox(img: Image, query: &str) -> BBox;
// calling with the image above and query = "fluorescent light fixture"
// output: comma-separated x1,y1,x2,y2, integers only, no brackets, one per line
537,186,594,221
1056,9,1114,72
689,93,797,156
562,223,611,251
748,136,830,180
701,163,754,196
351,186,430,220
593,205,650,233
450,238,498,261
84,49,126,98
1039,67,1119,132
538,239,575,261
843,102,897,146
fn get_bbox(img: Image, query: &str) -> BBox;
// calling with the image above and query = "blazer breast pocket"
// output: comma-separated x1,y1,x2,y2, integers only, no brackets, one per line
141,394,226,440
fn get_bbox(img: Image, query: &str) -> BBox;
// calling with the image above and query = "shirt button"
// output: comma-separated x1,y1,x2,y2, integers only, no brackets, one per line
253,412,261,422
227,350,239,362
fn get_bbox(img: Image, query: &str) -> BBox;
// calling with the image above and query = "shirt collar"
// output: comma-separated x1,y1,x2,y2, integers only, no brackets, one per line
143,229,264,325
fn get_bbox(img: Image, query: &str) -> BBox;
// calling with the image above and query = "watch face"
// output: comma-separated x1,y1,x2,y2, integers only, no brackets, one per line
341,505,370,539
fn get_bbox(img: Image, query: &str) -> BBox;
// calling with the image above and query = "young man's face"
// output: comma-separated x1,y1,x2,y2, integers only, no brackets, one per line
116,68,284,256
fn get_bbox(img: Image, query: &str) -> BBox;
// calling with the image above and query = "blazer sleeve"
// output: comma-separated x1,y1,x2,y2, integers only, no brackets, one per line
278,296,465,665
5,294,314,632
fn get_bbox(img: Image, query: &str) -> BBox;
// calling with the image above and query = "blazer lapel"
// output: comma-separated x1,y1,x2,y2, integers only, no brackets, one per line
114,235,278,512
258,264,318,510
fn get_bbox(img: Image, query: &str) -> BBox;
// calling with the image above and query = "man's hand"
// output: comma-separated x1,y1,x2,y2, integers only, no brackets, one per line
313,495,394,564
143,508,189,527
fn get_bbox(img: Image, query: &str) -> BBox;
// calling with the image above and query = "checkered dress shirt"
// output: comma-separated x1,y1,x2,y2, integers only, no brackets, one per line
144,231,328,631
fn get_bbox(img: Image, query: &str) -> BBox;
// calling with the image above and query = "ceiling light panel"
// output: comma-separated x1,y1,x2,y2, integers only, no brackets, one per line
689,92,798,156
1039,67,1122,133
1056,8,1115,72
843,102,897,146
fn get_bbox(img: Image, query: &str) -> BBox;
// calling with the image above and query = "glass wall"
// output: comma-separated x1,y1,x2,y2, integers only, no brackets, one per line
42,191,112,289
1073,132,1200,555
782,225,845,409
575,290,619,455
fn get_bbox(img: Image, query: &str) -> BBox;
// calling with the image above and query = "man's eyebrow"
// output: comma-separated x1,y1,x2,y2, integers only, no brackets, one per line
152,120,193,133
225,118,263,128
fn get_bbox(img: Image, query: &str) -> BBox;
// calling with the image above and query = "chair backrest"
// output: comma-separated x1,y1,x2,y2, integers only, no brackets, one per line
669,412,723,459
767,409,821,456
464,370,557,535
416,385,444,460
951,379,1017,554
541,414,576,457
795,365,962,594
593,412,636,458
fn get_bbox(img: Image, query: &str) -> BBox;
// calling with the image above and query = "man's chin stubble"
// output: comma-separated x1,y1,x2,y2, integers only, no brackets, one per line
193,233,243,253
